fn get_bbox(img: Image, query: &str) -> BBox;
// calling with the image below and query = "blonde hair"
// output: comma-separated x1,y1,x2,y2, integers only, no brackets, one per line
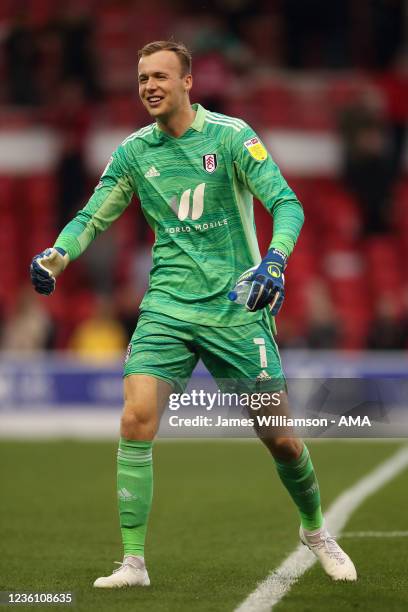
138,40,192,76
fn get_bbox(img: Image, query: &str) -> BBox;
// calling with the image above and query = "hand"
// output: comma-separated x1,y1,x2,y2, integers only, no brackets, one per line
246,248,286,314
30,247,69,295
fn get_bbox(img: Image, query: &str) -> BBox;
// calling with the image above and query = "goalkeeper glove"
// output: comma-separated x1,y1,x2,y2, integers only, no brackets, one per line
245,248,286,314
30,247,69,295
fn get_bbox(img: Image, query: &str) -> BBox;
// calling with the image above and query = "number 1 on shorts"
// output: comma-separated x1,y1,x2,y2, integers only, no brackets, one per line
253,337,268,368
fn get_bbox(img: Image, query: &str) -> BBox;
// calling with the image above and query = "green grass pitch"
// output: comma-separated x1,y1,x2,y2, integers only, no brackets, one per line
0,440,407,611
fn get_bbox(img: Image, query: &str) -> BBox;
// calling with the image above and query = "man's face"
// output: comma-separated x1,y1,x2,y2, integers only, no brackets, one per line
138,50,192,120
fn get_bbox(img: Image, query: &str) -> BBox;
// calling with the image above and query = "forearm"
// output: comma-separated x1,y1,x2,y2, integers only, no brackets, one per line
268,198,305,258
54,174,133,261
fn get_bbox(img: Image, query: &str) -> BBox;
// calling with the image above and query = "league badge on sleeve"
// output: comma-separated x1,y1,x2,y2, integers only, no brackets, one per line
202,154,217,173
244,137,268,161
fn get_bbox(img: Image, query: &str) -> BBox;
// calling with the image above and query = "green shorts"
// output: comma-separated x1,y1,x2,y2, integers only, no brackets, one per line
124,310,285,393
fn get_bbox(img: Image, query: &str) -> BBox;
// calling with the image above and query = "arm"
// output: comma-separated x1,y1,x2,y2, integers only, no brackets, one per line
232,128,304,258
231,126,304,312
54,146,134,261
30,146,134,295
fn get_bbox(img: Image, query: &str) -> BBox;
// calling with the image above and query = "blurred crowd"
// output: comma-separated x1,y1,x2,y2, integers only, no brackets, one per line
0,0,408,357
2,0,406,108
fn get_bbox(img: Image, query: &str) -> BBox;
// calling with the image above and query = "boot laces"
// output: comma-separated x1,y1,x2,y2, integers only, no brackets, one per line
316,535,346,564
112,559,142,574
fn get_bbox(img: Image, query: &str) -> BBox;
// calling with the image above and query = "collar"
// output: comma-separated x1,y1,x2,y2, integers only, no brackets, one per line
189,103,206,132
154,103,206,137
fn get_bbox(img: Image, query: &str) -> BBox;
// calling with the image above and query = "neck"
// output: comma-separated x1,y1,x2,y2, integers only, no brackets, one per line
156,102,195,138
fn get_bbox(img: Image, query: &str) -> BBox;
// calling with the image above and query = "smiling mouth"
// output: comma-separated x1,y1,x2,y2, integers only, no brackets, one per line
146,96,164,107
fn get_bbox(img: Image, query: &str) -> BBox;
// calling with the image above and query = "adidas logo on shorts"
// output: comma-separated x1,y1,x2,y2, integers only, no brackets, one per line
144,166,160,178
256,370,272,382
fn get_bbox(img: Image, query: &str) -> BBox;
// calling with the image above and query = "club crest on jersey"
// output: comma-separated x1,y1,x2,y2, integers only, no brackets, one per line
244,137,267,161
202,154,217,173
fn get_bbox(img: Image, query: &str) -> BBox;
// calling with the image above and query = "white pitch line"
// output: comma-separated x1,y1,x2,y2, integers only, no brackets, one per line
235,445,408,612
341,531,408,538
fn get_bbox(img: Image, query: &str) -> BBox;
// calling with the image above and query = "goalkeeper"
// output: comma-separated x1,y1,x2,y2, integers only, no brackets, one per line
30,40,356,587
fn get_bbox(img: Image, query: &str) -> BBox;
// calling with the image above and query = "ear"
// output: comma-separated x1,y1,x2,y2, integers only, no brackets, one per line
184,74,193,93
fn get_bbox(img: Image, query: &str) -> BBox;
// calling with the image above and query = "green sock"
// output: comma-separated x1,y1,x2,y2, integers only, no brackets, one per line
274,444,323,531
117,438,153,557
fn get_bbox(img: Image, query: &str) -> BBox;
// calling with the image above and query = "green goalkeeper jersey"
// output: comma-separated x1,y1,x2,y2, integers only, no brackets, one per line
55,104,304,327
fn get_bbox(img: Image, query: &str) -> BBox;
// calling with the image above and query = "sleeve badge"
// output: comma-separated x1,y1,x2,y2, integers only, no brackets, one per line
243,137,268,161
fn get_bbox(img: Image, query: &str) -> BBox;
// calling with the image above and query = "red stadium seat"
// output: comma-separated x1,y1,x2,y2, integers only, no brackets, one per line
0,175,16,212
317,191,362,240
249,83,293,127
392,183,408,234
337,312,371,350
24,174,56,212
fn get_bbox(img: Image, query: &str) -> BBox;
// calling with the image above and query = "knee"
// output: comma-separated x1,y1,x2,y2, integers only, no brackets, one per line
264,436,303,461
121,403,157,440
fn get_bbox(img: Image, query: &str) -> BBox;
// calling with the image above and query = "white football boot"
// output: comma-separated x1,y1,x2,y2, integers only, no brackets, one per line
300,525,357,581
93,555,150,588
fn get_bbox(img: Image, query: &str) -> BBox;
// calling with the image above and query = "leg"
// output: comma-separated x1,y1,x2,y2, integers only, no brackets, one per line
196,318,356,580
121,373,172,440
94,374,172,589
198,320,323,530
94,312,198,588
251,390,323,531
253,391,356,581
118,374,172,557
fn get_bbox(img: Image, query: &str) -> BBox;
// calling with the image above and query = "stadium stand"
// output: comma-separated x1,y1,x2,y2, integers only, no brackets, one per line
0,1,407,350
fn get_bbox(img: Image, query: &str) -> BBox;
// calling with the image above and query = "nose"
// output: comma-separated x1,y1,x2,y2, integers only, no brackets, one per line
146,77,157,91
